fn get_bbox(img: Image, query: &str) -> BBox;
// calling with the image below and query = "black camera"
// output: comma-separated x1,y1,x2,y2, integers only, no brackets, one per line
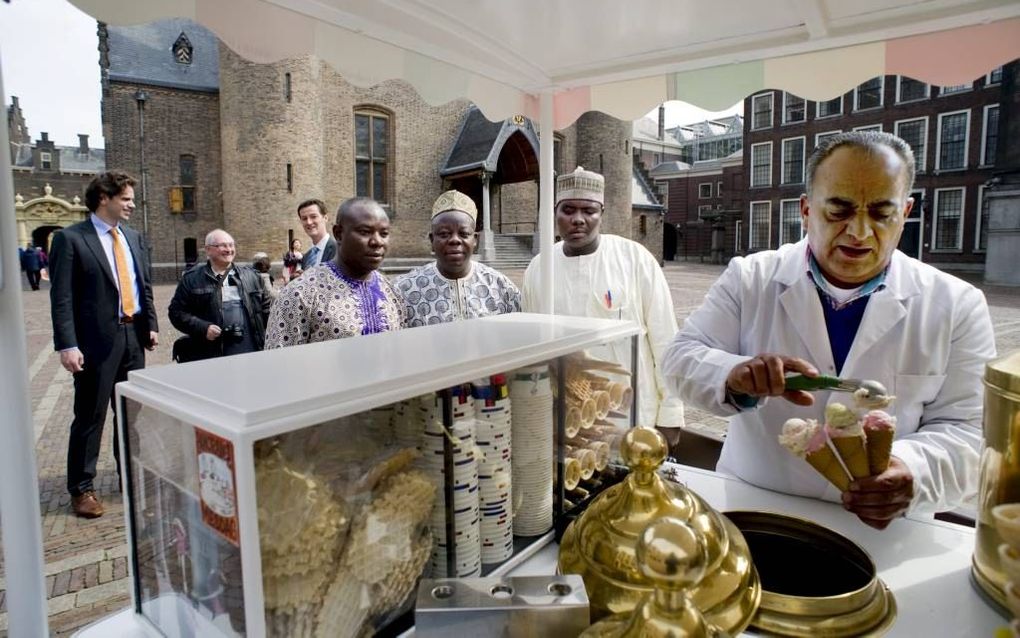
220,324,245,342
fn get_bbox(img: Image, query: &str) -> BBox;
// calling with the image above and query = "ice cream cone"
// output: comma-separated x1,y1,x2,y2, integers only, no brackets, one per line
565,406,582,438
805,445,852,492
593,390,611,420
831,434,870,479
866,428,894,475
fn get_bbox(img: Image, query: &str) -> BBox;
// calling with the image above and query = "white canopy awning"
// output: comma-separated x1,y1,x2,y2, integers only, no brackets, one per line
3,1,1020,635
69,0,1020,126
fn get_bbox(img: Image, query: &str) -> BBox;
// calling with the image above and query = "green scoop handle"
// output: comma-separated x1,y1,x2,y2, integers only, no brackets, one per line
784,374,843,392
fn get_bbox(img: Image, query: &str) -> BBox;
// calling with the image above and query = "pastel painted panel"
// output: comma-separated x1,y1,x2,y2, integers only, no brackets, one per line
198,0,315,64
468,75,532,124
553,87,593,130
765,43,884,102
69,0,196,25
314,22,405,89
668,61,763,110
887,18,1020,86
403,52,471,107
589,75,667,123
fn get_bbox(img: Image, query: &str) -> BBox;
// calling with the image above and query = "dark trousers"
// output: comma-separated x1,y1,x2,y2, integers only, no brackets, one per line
25,269,41,290
67,324,145,496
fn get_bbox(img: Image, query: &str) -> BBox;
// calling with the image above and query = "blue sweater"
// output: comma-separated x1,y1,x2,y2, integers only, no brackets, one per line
818,290,870,374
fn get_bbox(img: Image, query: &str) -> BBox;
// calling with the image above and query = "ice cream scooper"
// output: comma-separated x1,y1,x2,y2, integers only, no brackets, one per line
784,374,888,400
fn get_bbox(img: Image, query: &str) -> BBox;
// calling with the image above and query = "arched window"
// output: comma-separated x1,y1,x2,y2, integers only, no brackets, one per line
354,107,392,206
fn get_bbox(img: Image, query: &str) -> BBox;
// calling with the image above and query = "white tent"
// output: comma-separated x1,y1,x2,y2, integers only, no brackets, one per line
2,0,1020,634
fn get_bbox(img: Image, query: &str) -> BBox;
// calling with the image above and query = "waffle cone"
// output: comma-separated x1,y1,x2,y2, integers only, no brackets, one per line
805,446,851,492
866,429,894,475
593,391,611,420
565,407,582,438
831,435,870,479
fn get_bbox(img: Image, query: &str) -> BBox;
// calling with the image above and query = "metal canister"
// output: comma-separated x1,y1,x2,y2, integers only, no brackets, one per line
974,350,1020,612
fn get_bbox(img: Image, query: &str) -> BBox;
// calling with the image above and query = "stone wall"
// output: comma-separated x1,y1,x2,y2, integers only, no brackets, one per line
104,82,222,279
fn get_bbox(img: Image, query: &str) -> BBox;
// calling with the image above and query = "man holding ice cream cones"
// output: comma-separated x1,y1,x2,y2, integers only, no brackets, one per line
664,131,996,529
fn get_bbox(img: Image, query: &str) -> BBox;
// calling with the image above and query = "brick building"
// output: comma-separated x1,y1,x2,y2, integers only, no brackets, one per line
7,96,104,250
651,153,744,262
100,19,652,280
742,67,1008,271
652,63,1014,272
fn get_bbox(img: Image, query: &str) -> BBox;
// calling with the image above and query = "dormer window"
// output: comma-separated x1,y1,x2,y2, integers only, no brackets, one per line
172,32,193,65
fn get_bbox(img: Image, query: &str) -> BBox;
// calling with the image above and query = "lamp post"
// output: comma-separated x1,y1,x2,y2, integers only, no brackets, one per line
133,90,150,244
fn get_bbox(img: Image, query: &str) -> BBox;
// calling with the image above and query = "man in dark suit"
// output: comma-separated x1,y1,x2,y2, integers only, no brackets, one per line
49,171,159,518
297,198,337,270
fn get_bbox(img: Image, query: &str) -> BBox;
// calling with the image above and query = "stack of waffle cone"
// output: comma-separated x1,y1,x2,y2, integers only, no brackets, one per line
565,406,582,438
567,445,597,479
580,372,627,411
563,456,582,490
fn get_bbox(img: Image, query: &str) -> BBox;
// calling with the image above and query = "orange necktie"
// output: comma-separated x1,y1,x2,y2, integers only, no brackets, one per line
110,227,137,318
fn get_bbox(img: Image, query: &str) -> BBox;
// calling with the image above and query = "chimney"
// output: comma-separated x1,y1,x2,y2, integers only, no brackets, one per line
78,134,89,155
657,105,665,141
40,131,49,142
11,96,18,108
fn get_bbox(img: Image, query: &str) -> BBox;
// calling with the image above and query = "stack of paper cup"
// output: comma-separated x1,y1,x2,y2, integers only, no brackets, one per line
392,397,426,451
422,389,482,577
473,376,514,564
510,365,554,536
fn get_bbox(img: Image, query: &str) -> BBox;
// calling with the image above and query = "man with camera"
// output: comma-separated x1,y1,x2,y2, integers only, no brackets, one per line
169,229,271,362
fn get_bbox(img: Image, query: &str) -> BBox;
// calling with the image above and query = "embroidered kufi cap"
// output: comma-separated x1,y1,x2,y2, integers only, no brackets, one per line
556,166,605,205
431,190,478,222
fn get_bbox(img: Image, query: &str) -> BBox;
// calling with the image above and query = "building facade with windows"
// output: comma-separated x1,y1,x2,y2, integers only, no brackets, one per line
100,19,653,280
8,97,105,250
741,66,1007,270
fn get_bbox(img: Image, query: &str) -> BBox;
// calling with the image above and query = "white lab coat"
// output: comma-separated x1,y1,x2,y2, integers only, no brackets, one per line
523,235,685,429
663,239,996,515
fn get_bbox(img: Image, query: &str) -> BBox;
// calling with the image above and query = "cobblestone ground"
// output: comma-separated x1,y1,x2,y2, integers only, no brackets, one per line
1,261,1017,635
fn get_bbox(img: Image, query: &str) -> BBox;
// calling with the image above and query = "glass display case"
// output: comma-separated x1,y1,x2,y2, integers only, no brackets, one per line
115,313,640,637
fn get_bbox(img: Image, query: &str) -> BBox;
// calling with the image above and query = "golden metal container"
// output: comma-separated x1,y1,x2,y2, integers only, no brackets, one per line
580,517,727,638
558,427,760,634
974,349,1020,612
726,510,896,636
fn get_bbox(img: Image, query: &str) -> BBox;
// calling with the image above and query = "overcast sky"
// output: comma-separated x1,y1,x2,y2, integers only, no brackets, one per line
1,0,104,146
0,0,739,149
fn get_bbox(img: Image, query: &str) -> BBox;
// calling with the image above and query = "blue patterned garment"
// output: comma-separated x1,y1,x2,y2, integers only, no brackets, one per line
393,261,521,327
264,262,403,347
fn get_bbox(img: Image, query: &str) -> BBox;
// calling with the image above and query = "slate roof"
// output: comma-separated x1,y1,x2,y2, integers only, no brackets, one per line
10,143,105,173
107,18,219,92
441,107,507,174
60,146,106,172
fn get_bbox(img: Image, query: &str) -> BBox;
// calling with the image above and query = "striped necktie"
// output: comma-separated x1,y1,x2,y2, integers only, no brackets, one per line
110,227,137,318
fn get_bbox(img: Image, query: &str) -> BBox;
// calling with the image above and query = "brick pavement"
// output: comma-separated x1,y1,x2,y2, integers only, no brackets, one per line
1,262,1017,635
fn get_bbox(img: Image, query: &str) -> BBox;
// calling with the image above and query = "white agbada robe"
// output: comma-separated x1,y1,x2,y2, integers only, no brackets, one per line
522,234,685,429
663,239,995,515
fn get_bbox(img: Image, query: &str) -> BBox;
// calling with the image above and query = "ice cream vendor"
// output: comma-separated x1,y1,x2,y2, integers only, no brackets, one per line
663,131,996,529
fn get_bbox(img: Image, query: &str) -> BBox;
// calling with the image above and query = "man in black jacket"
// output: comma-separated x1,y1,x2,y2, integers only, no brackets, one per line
49,171,159,518
169,229,271,362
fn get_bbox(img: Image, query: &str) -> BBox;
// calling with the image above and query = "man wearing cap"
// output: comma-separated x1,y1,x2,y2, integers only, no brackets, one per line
265,197,403,347
395,190,521,326
522,167,685,439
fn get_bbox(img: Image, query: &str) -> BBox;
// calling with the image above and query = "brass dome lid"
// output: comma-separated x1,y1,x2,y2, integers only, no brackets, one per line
559,427,760,634
580,517,729,638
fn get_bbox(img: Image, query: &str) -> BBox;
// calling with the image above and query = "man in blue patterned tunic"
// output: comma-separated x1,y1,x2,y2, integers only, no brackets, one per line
395,190,520,327
265,197,403,347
